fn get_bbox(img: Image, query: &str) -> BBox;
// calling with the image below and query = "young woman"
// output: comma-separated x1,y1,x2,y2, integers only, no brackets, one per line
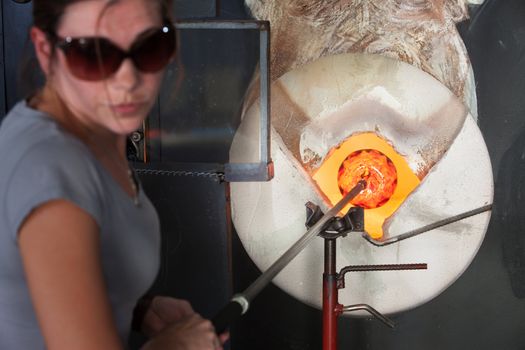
0,0,226,349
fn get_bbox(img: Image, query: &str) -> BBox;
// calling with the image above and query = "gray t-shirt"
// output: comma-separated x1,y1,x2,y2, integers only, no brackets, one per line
0,101,161,348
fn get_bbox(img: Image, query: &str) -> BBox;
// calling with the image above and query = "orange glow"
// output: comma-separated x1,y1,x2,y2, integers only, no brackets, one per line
338,149,398,209
313,133,420,239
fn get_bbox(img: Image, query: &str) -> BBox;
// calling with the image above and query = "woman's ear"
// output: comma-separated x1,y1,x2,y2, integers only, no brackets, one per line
30,26,53,77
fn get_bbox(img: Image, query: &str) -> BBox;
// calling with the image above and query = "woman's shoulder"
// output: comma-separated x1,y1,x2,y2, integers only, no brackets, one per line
0,102,106,236
1,100,95,170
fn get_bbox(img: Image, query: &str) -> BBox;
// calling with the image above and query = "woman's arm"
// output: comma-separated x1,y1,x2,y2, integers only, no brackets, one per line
19,199,123,350
18,199,225,350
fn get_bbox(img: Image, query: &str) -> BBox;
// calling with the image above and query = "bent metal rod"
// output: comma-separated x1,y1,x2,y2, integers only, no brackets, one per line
212,180,367,333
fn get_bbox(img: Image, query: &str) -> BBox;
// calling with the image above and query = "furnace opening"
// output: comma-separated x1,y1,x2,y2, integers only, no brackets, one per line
312,132,420,239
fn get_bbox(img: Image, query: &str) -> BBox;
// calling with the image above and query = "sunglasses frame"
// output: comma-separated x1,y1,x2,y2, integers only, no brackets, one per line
48,21,176,81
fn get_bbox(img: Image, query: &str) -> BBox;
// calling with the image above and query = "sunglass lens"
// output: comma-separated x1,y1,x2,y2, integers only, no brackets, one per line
132,26,176,73
63,38,123,81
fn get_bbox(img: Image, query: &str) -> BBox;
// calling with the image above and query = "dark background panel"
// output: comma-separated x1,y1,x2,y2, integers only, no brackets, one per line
466,0,525,174
174,0,217,18
0,1,4,117
0,1,5,117
136,165,231,318
466,0,525,305
2,0,33,112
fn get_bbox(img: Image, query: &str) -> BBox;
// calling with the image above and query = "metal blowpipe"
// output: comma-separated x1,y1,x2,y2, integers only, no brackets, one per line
211,180,367,334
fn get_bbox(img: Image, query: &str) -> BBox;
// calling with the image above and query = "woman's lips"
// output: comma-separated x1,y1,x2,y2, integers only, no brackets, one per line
111,102,145,115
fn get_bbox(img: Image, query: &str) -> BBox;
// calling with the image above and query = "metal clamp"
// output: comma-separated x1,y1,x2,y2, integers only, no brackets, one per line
305,202,364,239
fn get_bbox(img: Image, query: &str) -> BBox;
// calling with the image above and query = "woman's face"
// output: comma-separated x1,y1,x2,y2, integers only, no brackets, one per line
47,0,168,135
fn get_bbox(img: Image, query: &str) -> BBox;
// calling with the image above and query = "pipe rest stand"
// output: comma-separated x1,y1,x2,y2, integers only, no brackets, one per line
212,181,367,335
305,203,428,350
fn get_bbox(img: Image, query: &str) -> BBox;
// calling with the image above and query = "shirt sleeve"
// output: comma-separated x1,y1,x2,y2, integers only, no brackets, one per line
4,138,105,241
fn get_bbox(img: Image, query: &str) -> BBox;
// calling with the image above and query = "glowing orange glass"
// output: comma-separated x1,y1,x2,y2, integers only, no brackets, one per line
338,149,398,209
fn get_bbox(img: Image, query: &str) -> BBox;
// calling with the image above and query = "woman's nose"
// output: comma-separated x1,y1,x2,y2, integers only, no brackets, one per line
112,58,140,91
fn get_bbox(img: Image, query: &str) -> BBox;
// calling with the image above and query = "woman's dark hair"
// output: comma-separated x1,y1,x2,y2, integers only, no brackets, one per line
33,0,174,35
33,0,80,36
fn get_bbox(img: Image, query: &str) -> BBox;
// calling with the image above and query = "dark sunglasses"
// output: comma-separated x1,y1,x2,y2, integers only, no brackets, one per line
49,23,176,82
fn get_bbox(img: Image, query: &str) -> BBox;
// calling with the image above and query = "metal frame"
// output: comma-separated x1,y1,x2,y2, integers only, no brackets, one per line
174,20,272,182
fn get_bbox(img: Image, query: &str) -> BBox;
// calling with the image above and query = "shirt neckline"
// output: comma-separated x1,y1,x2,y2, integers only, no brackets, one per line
18,100,144,208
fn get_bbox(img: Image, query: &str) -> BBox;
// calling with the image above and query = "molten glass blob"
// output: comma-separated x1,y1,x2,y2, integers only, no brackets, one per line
338,150,398,209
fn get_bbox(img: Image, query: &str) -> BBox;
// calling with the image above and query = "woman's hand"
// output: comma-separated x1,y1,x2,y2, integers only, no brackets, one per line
142,297,196,337
141,313,227,350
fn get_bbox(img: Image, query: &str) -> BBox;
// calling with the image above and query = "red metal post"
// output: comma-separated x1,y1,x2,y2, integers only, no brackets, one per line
323,238,341,350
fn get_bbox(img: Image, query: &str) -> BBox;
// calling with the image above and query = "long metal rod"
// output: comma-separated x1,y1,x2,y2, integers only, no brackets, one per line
362,204,493,247
242,180,366,303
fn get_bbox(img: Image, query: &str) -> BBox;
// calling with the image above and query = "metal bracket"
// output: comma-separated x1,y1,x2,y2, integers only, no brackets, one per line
337,263,428,289
305,202,364,239
340,304,395,329
336,264,428,329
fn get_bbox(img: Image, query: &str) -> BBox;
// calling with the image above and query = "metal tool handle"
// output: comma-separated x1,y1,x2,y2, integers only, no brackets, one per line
211,300,244,334
211,180,366,333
